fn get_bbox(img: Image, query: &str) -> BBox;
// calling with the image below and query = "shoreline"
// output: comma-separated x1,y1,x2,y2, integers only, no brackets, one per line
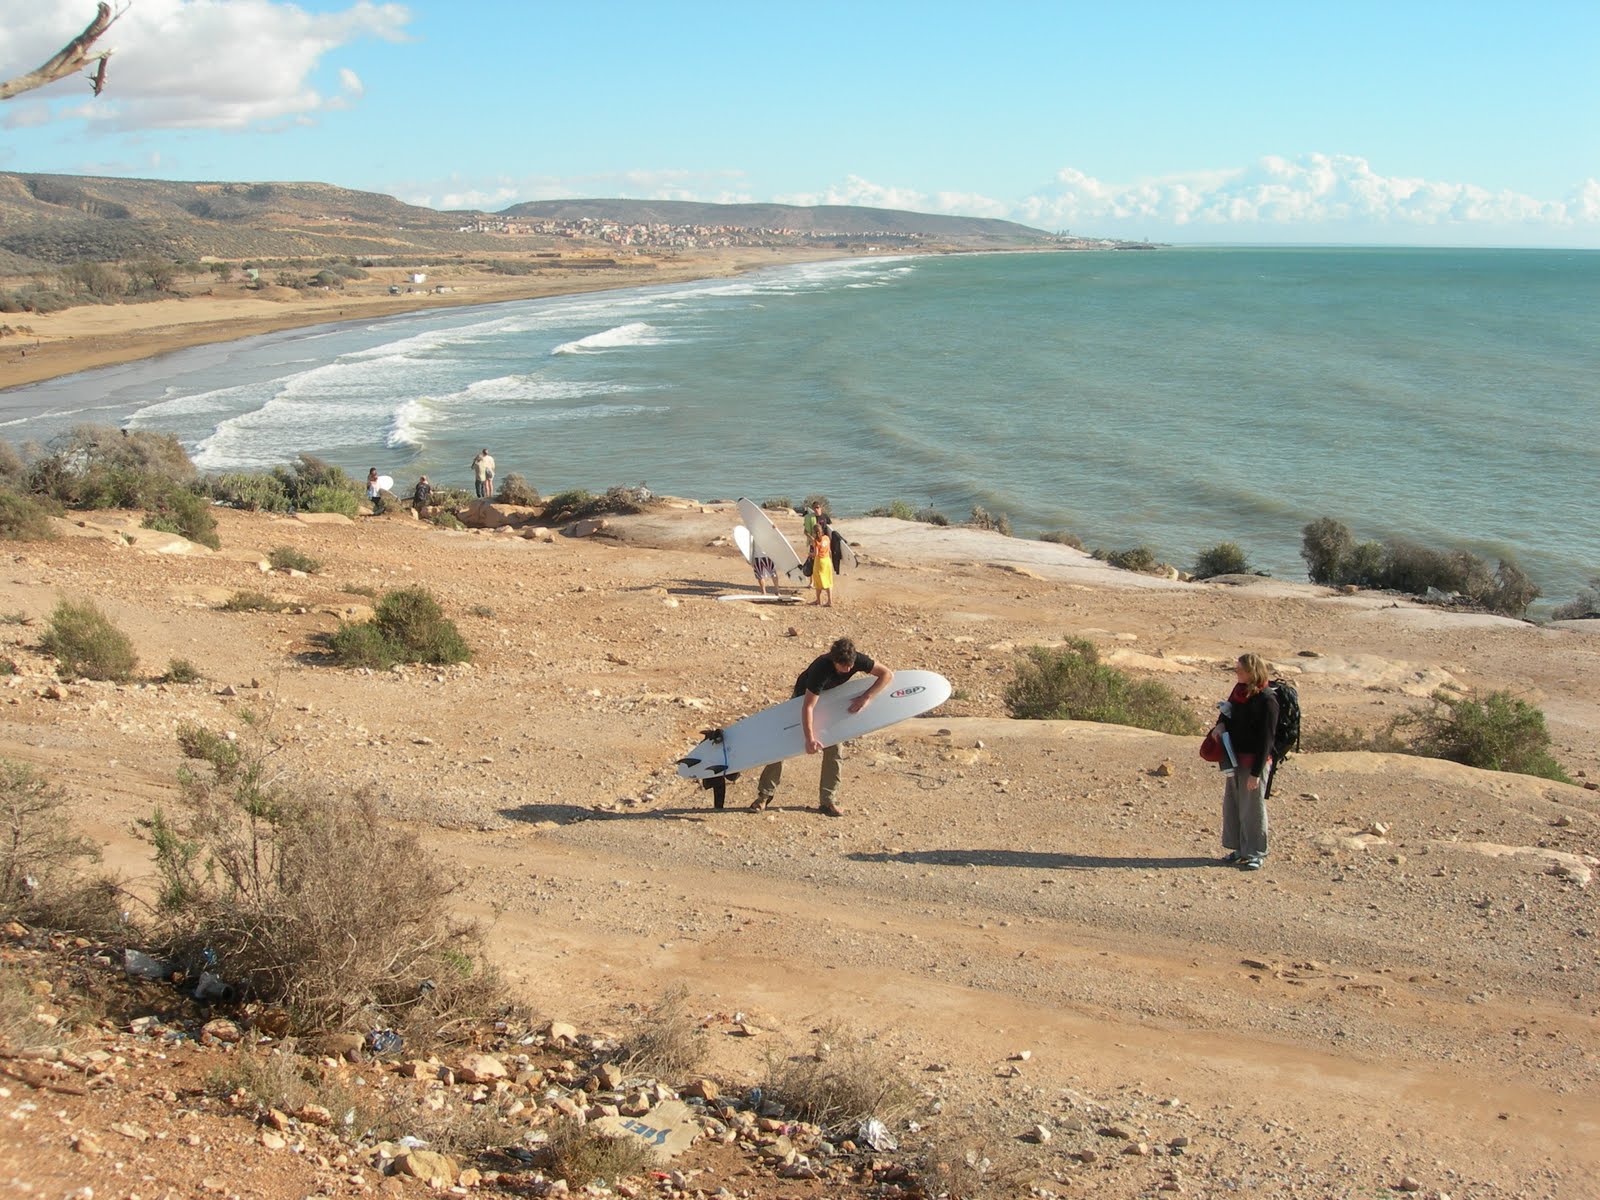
0,245,857,395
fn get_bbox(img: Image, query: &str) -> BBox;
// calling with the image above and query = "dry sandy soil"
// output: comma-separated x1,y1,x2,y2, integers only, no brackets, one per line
1,502,1597,1199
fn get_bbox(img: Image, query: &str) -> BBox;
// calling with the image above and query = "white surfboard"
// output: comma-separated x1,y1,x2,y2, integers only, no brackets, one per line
736,498,808,584
375,474,394,492
676,669,952,779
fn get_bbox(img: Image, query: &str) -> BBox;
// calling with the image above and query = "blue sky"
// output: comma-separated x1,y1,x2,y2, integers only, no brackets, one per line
2,0,1597,246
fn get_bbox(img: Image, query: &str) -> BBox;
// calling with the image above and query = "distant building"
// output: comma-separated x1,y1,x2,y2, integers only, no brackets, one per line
408,272,427,284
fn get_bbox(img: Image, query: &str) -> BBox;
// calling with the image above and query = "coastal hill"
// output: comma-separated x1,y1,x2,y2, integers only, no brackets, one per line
0,172,1062,274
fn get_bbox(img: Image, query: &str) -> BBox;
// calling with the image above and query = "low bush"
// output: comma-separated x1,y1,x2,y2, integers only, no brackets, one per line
802,493,830,514
915,506,951,526
301,483,360,517
1192,541,1252,579
220,591,290,613
763,1022,915,1128
0,487,58,541
761,497,792,511
542,488,595,523
146,717,502,1035
497,473,539,506
41,598,138,681
267,546,322,574
327,586,471,669
1094,545,1161,573
270,455,361,515
1005,638,1202,735
1039,529,1084,549
866,500,915,520
1398,690,1571,782
542,484,650,524
140,483,220,549
0,759,103,926
427,510,465,530
620,986,708,1078
543,1118,655,1187
967,506,1012,536
161,658,202,684
1299,517,1540,616
0,439,23,484
212,472,290,512
1552,576,1600,621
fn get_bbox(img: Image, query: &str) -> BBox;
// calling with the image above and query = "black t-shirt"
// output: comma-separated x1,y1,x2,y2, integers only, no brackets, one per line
793,652,875,698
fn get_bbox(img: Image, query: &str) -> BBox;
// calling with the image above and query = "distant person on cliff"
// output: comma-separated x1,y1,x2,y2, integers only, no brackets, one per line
412,474,433,516
750,637,892,818
1216,652,1279,871
472,448,495,499
366,467,382,514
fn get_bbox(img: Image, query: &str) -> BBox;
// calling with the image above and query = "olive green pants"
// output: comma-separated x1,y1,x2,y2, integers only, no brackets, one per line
756,742,842,808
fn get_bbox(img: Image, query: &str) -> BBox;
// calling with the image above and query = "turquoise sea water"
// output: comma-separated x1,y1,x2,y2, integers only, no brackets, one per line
3,248,1596,606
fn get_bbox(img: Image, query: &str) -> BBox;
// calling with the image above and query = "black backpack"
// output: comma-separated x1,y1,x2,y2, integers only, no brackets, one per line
1264,679,1300,798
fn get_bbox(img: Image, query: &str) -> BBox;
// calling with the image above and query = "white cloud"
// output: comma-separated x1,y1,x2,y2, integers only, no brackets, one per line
0,0,408,131
1016,154,1600,242
776,174,1011,219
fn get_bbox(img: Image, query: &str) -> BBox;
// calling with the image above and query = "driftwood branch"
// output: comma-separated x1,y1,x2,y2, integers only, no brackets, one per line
0,3,119,102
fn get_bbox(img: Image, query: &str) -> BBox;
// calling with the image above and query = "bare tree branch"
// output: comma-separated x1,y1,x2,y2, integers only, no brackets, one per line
0,4,119,103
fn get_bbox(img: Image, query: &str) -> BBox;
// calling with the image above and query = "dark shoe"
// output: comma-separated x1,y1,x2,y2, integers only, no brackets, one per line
818,802,843,818
1223,851,1244,864
749,796,772,812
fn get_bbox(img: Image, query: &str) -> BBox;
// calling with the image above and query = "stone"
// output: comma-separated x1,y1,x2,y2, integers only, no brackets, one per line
1097,1125,1133,1140
396,1150,459,1188
71,1133,104,1155
1122,1141,1151,1156
295,1104,333,1126
1027,1124,1052,1144
459,501,522,530
201,1018,242,1043
1397,1178,1421,1193
566,517,611,538
457,1168,481,1188
544,1020,578,1044
1076,1150,1099,1164
1154,761,1175,778
260,1131,286,1150
682,1078,719,1102
592,1062,624,1091
455,1053,507,1084
110,1122,150,1141
265,1109,293,1131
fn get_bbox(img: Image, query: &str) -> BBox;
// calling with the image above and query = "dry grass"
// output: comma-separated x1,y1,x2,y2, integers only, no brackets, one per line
763,1022,915,1129
543,1117,656,1187
619,985,708,1079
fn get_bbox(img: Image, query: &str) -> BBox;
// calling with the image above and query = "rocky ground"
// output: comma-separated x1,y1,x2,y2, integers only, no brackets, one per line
1,501,1596,1199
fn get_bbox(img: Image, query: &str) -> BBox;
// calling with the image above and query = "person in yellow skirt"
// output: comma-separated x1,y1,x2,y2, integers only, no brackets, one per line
809,523,833,606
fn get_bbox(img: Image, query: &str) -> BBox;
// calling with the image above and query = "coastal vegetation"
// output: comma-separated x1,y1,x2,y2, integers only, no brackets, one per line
1092,544,1164,574
1192,541,1253,579
326,586,471,669
0,758,105,930
1300,517,1538,617
266,545,322,574
1552,576,1600,620
40,597,138,682
1005,637,1202,735
496,472,539,506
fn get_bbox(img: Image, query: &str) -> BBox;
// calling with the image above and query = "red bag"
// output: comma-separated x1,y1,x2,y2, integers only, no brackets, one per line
1199,731,1223,763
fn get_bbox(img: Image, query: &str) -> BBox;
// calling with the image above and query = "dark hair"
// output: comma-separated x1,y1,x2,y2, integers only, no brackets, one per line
828,637,856,666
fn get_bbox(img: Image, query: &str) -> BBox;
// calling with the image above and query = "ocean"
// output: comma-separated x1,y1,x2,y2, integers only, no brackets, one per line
3,247,1596,608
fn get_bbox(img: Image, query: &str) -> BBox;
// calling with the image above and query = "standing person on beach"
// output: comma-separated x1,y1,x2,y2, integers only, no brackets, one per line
751,638,892,818
412,474,433,516
1217,652,1279,871
472,448,495,499
809,521,834,606
366,467,382,513
803,499,828,541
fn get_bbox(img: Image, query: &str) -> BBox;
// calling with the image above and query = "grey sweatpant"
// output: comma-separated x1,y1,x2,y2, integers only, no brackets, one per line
1221,764,1271,858
757,742,843,807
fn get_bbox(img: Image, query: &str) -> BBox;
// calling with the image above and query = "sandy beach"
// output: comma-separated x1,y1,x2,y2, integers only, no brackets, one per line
1,498,1595,1198
0,246,850,394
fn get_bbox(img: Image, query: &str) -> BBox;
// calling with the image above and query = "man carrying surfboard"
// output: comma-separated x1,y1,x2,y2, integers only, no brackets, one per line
750,638,892,818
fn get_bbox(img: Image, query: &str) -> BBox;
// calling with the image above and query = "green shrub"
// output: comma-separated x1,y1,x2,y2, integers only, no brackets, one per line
141,483,220,549
1193,541,1252,579
1398,690,1571,782
542,485,648,523
1005,638,1201,734
497,473,539,506
267,546,322,574
1094,545,1160,573
145,719,502,1034
543,1118,655,1187
1301,517,1355,584
802,493,830,514
427,510,465,530
0,759,100,920
541,488,595,523
300,483,360,517
162,658,202,684
0,488,58,541
915,506,950,526
867,500,915,520
212,472,290,512
1552,576,1600,621
1039,529,1083,549
40,599,137,681
761,497,792,511
220,591,290,613
0,440,23,485
328,587,470,669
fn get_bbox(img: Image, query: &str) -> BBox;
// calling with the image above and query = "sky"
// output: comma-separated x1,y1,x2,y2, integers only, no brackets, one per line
1,0,1597,247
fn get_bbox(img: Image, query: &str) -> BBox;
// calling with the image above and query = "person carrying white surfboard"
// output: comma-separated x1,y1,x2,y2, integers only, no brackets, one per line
366,467,382,514
750,637,892,818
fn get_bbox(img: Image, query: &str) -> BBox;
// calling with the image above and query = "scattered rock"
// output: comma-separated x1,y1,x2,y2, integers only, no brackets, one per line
455,1053,507,1084
1027,1123,1052,1144
396,1149,459,1188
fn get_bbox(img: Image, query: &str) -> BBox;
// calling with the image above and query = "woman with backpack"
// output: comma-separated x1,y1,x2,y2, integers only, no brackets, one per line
1217,652,1279,871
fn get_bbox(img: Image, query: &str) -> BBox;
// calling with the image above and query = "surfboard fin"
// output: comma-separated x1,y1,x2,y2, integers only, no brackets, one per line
676,756,700,768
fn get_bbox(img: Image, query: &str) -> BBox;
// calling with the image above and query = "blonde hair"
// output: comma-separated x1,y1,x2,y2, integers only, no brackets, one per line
1237,653,1269,694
